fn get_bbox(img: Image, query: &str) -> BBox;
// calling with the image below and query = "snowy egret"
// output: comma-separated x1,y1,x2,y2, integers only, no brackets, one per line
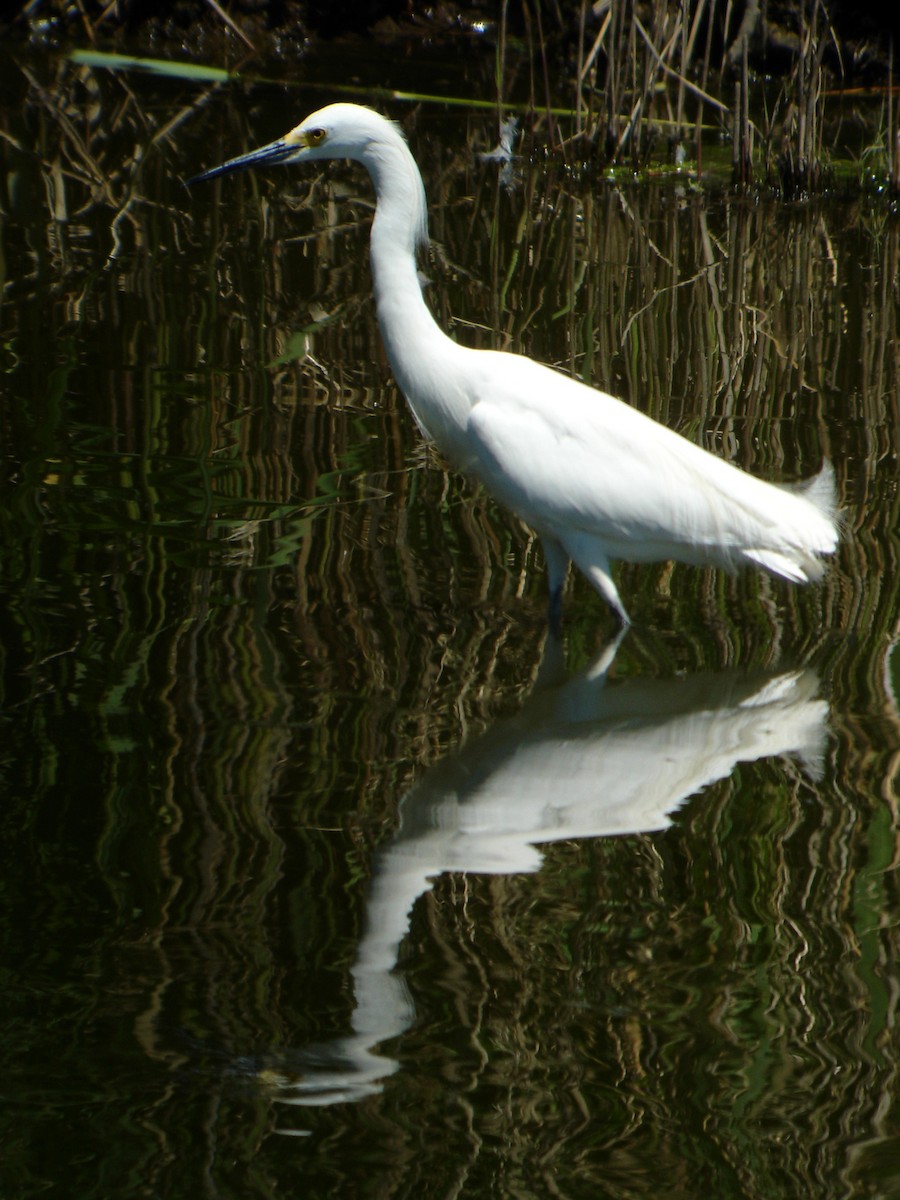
189,103,838,628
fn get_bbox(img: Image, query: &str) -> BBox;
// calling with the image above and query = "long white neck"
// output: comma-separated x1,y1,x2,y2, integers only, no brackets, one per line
360,133,472,455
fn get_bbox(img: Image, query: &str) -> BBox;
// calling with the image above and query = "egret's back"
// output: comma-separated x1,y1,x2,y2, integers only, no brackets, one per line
458,352,837,585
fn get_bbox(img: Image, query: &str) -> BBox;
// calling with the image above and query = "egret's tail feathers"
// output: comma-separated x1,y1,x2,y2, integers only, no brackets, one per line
805,460,837,512
745,548,815,583
780,461,839,532
744,461,839,584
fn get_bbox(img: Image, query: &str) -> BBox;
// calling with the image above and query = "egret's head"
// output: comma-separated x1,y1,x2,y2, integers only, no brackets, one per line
187,104,399,185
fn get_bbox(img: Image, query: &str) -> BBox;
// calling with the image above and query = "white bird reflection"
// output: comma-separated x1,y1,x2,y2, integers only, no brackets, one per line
270,633,828,1109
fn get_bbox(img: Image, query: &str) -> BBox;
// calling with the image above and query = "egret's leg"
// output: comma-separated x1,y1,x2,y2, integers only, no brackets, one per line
589,563,631,628
533,625,567,692
540,535,570,636
567,544,631,628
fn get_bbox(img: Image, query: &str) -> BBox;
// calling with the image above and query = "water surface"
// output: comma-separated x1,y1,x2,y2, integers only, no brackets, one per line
1,43,899,1199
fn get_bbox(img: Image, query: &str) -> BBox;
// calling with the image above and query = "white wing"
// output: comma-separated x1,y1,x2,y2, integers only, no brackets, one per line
464,352,835,574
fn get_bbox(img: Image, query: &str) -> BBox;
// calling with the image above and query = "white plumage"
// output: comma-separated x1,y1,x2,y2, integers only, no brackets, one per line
190,103,838,628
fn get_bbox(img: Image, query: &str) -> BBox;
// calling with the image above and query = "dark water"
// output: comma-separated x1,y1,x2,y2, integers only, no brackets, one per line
1,40,899,1199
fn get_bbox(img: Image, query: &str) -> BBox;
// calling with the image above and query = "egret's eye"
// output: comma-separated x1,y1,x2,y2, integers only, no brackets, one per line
305,127,327,147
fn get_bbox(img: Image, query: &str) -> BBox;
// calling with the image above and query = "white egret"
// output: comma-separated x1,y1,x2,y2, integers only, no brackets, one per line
189,103,838,628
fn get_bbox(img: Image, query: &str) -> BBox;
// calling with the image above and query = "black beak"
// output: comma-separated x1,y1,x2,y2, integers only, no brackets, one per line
186,138,296,186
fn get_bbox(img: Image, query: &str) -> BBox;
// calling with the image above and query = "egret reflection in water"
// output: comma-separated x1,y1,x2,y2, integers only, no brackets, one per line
261,634,828,1110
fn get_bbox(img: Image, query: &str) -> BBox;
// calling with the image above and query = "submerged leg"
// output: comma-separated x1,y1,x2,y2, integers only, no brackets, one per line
540,535,570,637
